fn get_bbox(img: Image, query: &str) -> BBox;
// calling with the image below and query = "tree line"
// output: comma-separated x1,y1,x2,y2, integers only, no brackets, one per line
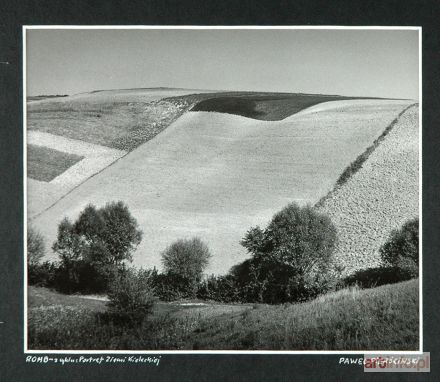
28,200,419,320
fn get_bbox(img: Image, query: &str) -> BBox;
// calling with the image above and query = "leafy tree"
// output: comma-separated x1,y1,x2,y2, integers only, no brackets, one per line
380,217,419,278
239,203,338,303
27,226,45,266
52,201,142,293
53,201,142,266
161,237,211,295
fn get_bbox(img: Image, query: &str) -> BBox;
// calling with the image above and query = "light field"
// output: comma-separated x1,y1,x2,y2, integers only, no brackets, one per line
318,105,419,275
27,88,216,217
30,99,411,274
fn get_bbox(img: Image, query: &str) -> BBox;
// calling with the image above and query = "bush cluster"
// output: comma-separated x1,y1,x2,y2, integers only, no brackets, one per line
236,203,338,303
199,203,340,304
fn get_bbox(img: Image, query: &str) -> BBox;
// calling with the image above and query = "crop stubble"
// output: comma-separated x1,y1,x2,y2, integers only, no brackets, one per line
317,105,419,275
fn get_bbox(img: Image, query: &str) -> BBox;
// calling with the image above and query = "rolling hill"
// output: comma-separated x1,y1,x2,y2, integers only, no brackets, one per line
29,97,412,274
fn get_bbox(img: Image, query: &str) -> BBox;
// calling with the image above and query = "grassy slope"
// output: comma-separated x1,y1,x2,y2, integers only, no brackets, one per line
27,145,84,182
317,105,419,275
27,88,215,151
28,279,418,350
31,99,411,274
187,279,418,350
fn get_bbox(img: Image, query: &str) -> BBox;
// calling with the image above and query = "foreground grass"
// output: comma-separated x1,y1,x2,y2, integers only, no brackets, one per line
190,279,418,350
28,280,418,350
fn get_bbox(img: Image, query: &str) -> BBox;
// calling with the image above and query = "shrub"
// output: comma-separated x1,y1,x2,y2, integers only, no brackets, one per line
161,237,211,297
238,203,338,303
27,226,45,266
380,218,419,278
51,201,142,293
106,267,156,325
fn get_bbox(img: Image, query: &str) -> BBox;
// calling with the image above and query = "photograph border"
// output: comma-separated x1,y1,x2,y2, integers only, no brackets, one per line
23,25,423,355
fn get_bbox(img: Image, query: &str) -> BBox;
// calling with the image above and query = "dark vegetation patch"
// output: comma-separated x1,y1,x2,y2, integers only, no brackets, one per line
27,144,83,182
184,92,383,121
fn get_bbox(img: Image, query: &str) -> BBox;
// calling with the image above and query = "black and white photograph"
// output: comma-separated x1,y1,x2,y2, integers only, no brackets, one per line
24,27,421,352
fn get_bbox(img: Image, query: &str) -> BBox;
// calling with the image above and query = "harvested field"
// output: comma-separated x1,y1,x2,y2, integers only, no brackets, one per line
317,105,419,275
27,145,84,182
30,99,411,274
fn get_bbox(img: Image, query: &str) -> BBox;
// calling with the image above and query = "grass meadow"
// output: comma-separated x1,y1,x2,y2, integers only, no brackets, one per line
28,279,418,350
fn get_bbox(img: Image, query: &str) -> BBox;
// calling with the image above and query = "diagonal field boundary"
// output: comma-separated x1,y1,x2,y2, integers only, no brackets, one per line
28,131,127,215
